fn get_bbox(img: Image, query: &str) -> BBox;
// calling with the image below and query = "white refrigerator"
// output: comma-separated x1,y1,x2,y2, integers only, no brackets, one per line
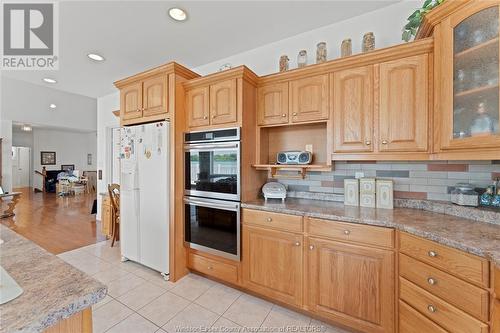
120,121,170,278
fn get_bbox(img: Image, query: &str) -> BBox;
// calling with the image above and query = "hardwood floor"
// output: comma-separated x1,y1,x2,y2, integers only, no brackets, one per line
1,187,106,254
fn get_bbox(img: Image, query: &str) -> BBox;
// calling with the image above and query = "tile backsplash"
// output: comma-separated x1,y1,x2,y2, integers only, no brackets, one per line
275,161,500,202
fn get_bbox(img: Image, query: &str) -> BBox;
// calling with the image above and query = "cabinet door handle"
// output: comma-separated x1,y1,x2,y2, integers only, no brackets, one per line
382,140,388,145
203,116,208,120
365,140,371,145
293,112,298,116
343,230,351,235
294,241,301,247
427,277,437,285
427,305,437,313
266,217,272,222
212,115,216,119
309,245,315,250
428,250,438,257
281,113,287,117
207,266,213,270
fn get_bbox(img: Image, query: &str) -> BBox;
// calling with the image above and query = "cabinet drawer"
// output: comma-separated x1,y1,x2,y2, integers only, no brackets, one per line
399,254,489,322
399,300,447,333
188,253,238,284
399,233,489,287
242,209,303,233
399,278,488,333
306,217,394,248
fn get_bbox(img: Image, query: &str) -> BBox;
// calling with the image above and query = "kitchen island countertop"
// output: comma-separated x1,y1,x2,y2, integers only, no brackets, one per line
0,225,107,333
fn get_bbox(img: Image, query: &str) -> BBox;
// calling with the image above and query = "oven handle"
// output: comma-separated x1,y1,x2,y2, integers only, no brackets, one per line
184,142,239,150
183,197,240,211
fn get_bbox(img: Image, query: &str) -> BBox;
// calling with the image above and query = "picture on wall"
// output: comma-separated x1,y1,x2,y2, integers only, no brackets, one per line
61,164,75,172
40,151,56,165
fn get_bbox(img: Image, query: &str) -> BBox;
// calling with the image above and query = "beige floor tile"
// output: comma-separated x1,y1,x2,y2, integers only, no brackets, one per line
162,303,219,333
92,295,113,311
92,299,133,333
309,319,352,333
132,265,175,290
194,283,241,315
116,260,147,273
70,255,114,275
117,281,167,310
106,274,146,298
222,293,273,328
138,292,190,327
92,267,130,284
261,305,311,329
211,317,242,332
106,313,159,333
169,274,214,301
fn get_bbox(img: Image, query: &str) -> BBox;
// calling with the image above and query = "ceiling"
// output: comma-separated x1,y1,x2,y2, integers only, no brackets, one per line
3,1,399,98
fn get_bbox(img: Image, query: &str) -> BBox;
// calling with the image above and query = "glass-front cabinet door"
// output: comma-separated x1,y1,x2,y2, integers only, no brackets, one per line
439,2,500,150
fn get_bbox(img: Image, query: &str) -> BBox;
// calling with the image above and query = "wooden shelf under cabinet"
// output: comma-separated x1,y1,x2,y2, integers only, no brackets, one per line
252,164,331,179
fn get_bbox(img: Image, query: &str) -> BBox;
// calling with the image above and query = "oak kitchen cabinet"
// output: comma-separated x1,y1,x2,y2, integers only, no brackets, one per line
115,63,199,126
257,74,329,126
184,66,258,130
418,0,500,159
332,53,429,158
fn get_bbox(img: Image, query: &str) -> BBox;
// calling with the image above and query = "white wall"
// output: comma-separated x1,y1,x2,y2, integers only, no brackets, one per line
32,128,97,190
0,120,13,192
2,77,97,132
194,1,419,75
96,92,120,220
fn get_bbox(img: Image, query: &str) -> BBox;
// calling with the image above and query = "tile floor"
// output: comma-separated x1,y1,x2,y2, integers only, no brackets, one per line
58,240,350,333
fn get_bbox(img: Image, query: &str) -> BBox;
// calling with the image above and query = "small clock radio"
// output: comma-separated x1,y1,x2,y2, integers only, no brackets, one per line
276,151,312,165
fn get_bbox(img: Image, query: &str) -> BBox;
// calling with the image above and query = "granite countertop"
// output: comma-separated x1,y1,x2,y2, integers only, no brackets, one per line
242,198,500,266
0,226,107,333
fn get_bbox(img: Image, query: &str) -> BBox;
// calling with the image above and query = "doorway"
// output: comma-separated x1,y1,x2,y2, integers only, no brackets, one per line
12,146,31,188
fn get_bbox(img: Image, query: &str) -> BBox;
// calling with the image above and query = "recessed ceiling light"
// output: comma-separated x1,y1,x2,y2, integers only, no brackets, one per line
168,7,187,21
49,103,57,109
87,53,105,62
42,78,57,84
21,124,32,132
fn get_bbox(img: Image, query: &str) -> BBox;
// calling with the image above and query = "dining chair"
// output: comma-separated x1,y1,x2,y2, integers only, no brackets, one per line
107,184,120,247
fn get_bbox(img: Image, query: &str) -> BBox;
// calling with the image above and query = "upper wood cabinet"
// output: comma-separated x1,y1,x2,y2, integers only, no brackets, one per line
142,74,168,117
333,66,374,153
257,82,289,126
242,225,303,307
186,86,210,128
120,82,143,121
290,74,329,123
307,237,395,333
210,79,237,125
434,1,500,156
379,54,429,152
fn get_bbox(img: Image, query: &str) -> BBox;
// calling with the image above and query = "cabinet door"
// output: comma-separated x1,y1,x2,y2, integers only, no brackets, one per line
290,74,329,123
379,54,429,152
210,79,237,125
242,225,303,307
120,82,142,120
439,3,500,150
257,82,289,126
142,74,167,117
186,86,210,128
307,237,394,333
333,66,374,152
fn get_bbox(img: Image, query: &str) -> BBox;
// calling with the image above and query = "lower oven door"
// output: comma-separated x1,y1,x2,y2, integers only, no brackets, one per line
184,196,240,261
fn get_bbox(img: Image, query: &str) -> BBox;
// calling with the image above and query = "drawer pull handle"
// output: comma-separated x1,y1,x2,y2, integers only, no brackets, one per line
294,242,301,247
427,277,436,285
427,305,437,313
281,114,286,117
203,116,208,120
207,266,213,270
382,140,388,144
293,112,298,116
428,251,438,257
309,245,315,250
343,230,351,235
266,217,272,222
365,140,371,145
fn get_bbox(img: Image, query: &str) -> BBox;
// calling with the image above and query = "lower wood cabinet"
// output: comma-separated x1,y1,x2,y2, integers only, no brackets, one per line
242,225,303,307
307,237,395,333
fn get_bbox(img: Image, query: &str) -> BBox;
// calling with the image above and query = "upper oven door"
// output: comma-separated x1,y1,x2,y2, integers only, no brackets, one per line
184,141,240,201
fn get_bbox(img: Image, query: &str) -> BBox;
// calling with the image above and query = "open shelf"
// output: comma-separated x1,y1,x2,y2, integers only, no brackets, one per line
252,164,332,179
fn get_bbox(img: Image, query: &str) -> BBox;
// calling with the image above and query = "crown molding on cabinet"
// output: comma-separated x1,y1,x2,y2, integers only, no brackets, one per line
114,62,199,88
